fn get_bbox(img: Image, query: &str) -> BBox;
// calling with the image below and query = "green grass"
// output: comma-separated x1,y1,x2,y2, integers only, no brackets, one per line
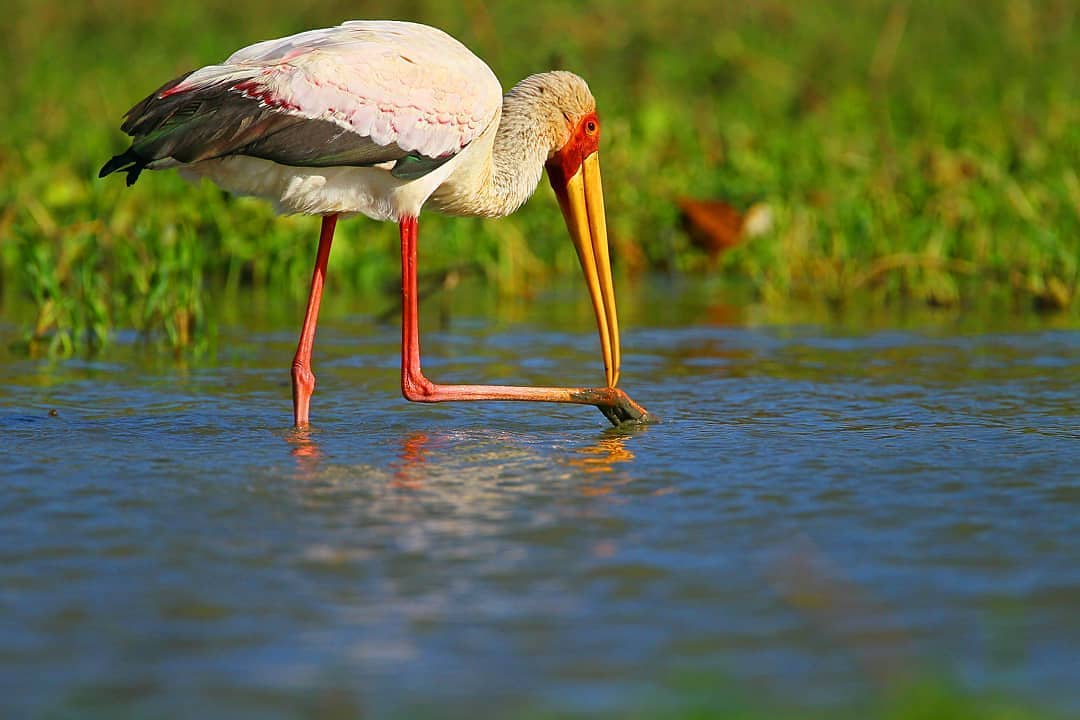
1,0,1077,352
510,670,1068,720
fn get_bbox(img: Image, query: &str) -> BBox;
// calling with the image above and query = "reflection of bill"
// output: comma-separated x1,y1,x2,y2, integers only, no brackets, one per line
568,436,635,476
568,436,638,498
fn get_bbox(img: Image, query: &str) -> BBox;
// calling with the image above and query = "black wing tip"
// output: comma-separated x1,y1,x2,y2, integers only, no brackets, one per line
99,148,146,186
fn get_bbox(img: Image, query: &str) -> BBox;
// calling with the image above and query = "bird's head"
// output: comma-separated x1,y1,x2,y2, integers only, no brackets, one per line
511,71,619,387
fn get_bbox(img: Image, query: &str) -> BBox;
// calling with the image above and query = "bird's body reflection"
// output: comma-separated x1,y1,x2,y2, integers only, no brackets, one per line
286,425,644,494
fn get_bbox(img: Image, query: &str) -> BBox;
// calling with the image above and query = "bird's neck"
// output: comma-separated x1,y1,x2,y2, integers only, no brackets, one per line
487,92,560,216
431,81,560,218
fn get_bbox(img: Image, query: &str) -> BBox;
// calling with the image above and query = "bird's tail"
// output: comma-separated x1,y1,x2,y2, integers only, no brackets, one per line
99,147,149,186
99,70,197,187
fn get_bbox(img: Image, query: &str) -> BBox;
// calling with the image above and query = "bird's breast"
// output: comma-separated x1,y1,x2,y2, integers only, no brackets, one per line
180,155,461,221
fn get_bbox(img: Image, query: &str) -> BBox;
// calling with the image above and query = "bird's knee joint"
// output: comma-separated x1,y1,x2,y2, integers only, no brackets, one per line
401,370,437,402
292,362,316,394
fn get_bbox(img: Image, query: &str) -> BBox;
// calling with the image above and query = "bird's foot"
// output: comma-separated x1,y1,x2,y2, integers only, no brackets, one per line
573,387,660,427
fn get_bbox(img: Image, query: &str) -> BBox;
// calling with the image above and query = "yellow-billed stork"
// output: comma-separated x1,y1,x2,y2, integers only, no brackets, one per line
101,20,655,427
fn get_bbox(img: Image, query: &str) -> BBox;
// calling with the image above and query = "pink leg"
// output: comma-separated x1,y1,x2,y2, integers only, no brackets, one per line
398,216,655,425
292,214,338,426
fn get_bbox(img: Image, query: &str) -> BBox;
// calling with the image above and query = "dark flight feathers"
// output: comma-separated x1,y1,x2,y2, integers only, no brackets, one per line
99,71,454,185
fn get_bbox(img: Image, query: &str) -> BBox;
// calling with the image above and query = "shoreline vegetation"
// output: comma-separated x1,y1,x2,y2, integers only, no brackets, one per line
2,0,1077,354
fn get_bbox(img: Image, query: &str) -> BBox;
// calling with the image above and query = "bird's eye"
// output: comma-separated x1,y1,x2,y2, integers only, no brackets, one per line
586,119,598,134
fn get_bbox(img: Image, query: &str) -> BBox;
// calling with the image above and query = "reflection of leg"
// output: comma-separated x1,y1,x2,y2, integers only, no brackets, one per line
292,214,338,427
397,216,656,426
392,431,430,489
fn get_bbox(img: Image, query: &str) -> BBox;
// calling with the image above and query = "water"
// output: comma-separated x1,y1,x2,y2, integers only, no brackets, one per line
2,278,1078,719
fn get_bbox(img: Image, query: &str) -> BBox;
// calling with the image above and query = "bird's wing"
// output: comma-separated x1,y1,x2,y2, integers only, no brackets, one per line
103,21,502,183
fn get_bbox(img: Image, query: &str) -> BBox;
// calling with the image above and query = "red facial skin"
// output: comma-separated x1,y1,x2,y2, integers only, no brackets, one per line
545,111,601,188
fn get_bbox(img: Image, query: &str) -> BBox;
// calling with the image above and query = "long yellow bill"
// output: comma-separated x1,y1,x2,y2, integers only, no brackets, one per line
553,152,621,388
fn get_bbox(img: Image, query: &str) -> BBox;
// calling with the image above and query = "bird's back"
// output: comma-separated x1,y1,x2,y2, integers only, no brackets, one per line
100,21,503,188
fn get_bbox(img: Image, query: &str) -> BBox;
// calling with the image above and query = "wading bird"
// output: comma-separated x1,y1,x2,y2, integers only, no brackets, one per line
101,20,654,427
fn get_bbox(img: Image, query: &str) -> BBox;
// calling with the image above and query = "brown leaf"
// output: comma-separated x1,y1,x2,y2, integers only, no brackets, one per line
677,198,772,257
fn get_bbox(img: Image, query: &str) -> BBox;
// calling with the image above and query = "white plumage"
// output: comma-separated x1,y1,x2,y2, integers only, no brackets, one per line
159,22,503,220
176,22,501,159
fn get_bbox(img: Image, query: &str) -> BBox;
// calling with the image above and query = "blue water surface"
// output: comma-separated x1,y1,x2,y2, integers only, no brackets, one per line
2,280,1078,718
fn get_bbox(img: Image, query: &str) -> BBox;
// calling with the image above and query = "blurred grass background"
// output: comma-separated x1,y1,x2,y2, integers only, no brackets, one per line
1,0,1077,353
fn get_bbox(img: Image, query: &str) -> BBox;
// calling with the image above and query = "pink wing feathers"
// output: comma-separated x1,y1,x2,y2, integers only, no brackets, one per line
162,21,501,159
101,21,502,183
